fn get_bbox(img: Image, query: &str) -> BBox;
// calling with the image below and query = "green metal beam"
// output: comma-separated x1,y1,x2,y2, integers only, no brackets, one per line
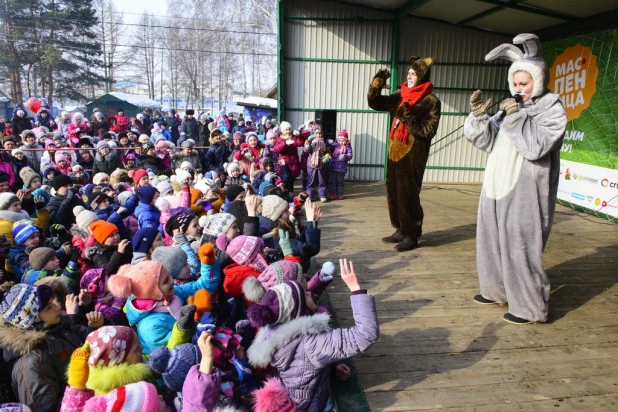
285,17,392,22
398,60,509,67
426,166,485,171
396,0,433,17
277,0,285,121
536,10,618,41
457,0,527,25
474,0,581,23
434,87,508,93
348,164,384,168
284,57,390,64
385,17,401,179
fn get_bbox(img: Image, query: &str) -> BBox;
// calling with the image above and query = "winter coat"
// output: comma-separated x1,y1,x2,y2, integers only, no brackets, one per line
181,365,223,412
89,119,109,134
12,116,32,138
173,151,203,173
134,201,161,230
222,263,260,298
79,268,127,322
93,148,123,175
47,191,84,228
136,154,164,174
204,142,231,175
123,214,139,238
77,154,94,171
8,245,29,279
0,317,93,412
329,141,353,173
134,118,150,136
0,158,16,187
114,113,130,133
198,121,211,146
57,118,71,136
165,113,180,140
248,293,379,412
273,136,303,177
87,241,132,275
93,206,130,241
181,117,199,139
124,272,218,354
20,141,44,172
67,121,90,145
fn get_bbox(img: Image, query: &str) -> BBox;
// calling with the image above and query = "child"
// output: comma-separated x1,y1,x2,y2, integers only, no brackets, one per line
303,125,330,202
9,222,40,279
164,212,201,278
124,152,138,170
152,245,193,286
69,164,90,187
47,174,85,229
21,246,81,291
216,235,268,299
79,268,128,323
328,129,353,200
224,162,249,189
54,151,72,176
71,206,99,273
134,186,161,229
131,226,165,264
0,284,104,411
86,220,132,275
108,261,214,354
247,260,379,412
252,157,275,193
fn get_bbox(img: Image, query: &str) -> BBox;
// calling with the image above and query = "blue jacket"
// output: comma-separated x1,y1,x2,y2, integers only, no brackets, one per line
135,202,161,231
9,245,29,280
124,272,216,354
95,207,130,240
204,142,230,175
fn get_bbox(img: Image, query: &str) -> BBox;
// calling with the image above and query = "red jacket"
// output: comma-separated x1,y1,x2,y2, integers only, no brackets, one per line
273,136,303,177
223,263,260,298
115,113,129,133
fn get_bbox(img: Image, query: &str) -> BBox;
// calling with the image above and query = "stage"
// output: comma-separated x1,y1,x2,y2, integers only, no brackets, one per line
318,183,618,411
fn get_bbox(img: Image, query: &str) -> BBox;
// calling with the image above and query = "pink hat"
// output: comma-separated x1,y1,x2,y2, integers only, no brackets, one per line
45,139,57,148
86,325,135,366
55,151,67,163
337,129,349,140
84,381,160,412
71,164,84,172
155,139,167,150
242,260,304,303
151,123,161,133
216,234,268,272
107,261,166,301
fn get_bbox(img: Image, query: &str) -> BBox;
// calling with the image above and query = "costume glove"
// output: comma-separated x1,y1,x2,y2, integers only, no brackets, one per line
500,97,519,116
470,90,492,117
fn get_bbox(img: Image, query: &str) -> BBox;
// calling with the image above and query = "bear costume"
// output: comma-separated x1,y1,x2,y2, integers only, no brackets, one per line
464,33,567,324
367,56,441,251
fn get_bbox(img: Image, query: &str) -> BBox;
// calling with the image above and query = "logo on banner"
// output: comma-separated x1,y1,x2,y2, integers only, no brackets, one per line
571,192,585,201
564,168,571,180
550,44,598,121
601,178,609,188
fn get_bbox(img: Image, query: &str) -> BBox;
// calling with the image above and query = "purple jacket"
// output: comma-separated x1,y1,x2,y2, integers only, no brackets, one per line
328,142,353,174
181,365,222,412
247,293,379,412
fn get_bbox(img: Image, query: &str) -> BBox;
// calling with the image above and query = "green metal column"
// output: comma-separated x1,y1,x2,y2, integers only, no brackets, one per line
384,17,400,180
277,0,285,121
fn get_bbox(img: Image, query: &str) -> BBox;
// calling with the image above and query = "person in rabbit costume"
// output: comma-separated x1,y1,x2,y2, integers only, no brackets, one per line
463,34,567,324
368,56,441,251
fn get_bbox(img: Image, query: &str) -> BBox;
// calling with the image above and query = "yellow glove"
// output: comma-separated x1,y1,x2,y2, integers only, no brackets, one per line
67,343,90,390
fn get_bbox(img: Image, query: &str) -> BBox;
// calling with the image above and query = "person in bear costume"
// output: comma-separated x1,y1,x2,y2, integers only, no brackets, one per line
463,33,567,324
368,55,441,251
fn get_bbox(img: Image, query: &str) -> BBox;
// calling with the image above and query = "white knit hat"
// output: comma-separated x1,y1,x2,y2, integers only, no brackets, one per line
73,206,98,230
261,195,289,221
156,181,173,197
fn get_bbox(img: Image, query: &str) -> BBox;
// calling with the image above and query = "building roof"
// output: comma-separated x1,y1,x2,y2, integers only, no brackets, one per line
236,96,278,109
108,92,161,108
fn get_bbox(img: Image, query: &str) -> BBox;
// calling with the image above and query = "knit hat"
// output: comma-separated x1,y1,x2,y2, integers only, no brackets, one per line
0,193,19,210
132,169,148,184
44,139,56,149
136,186,158,204
247,280,312,328
12,222,39,245
337,129,349,140
54,152,67,163
88,192,109,210
92,173,110,185
10,148,24,157
51,174,72,191
486,33,548,99
155,140,167,150
108,261,167,301
181,140,194,148
0,284,54,329
131,229,159,255
227,200,248,233
261,195,289,221
117,191,133,207
71,164,84,173
156,181,173,196
189,188,202,206
243,260,304,303
96,140,110,152
28,247,56,271
73,206,99,230
83,382,160,412
164,212,195,237
225,185,245,202
85,326,135,366
152,246,187,279
198,213,236,237
174,169,192,184
227,162,241,175
180,161,193,171
149,343,201,392
89,220,118,244
217,234,268,272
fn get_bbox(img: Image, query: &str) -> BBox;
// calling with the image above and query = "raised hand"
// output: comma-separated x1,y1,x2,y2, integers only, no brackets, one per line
340,258,361,292
372,68,391,89
470,90,493,117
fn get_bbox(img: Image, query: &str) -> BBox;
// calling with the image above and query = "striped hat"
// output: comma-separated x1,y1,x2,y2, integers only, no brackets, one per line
0,284,54,329
83,381,160,412
12,222,39,245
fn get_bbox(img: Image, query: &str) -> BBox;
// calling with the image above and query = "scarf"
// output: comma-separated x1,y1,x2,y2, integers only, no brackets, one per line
309,137,327,169
389,81,434,144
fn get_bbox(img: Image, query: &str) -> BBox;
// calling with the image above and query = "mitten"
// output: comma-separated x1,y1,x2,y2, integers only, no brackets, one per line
285,139,294,145
338,154,346,161
70,246,81,263
499,97,519,116
469,90,493,117
371,68,391,89
321,154,331,164
33,194,47,210
178,304,197,332
320,261,336,282
68,343,90,390
50,224,69,239
187,289,212,321
198,243,215,265
278,230,293,256
173,233,189,246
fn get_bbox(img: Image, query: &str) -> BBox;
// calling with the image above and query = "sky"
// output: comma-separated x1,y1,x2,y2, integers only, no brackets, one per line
111,0,169,24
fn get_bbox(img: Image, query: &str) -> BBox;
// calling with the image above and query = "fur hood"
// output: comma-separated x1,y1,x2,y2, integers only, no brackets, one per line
84,362,152,395
70,224,89,239
0,318,47,356
0,209,30,222
247,312,331,368
95,148,119,162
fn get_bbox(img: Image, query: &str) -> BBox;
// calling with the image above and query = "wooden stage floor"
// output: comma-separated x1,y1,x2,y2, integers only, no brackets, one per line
317,183,618,411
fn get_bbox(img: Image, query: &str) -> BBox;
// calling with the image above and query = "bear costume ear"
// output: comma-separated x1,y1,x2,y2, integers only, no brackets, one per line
423,57,434,67
408,55,419,65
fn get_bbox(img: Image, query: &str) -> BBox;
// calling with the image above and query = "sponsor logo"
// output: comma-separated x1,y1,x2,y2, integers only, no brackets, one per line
601,178,609,188
573,173,599,185
594,198,602,207
571,192,585,201
564,168,571,180
586,195,595,202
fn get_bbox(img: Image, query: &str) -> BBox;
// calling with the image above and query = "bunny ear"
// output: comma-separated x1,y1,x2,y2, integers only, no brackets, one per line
408,55,420,65
513,33,541,58
485,43,523,63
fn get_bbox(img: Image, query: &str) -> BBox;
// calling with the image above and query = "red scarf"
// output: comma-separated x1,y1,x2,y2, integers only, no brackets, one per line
389,81,434,144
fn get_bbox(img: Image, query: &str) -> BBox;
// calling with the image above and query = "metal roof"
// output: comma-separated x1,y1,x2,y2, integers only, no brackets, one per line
326,0,618,38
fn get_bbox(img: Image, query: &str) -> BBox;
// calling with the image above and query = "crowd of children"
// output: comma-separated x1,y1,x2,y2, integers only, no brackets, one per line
0,109,377,412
